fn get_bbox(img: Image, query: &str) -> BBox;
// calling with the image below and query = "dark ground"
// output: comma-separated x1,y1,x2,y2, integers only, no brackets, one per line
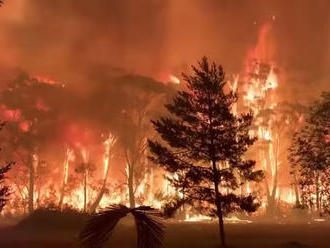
0,216,329,248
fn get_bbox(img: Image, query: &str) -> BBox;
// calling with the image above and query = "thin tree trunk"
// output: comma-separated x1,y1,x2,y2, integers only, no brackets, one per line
59,151,70,209
212,160,226,248
315,172,320,213
83,170,87,212
28,154,37,214
128,164,135,208
293,173,301,206
89,173,108,213
89,187,106,213
58,187,65,209
28,162,34,214
90,153,112,212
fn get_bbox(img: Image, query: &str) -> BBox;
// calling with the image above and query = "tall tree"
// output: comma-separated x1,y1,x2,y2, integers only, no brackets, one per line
0,73,69,213
113,75,169,208
148,57,263,247
288,92,330,214
89,133,117,213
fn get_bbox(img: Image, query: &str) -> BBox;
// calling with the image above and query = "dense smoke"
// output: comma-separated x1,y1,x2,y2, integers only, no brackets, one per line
0,0,329,99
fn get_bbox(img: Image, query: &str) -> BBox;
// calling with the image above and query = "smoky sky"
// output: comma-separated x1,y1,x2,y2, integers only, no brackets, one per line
0,0,329,101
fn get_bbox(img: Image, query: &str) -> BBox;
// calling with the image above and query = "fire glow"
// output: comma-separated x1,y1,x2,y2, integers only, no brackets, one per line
0,22,303,219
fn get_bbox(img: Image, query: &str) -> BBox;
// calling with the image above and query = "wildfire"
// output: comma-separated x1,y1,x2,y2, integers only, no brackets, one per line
0,21,305,219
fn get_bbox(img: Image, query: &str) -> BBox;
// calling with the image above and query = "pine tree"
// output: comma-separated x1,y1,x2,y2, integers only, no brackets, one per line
148,57,263,247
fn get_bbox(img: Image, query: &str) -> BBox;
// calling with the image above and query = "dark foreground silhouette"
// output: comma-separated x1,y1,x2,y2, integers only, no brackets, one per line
0,209,329,248
80,205,164,248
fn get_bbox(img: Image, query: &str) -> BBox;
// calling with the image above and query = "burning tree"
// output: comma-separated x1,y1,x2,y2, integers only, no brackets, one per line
115,75,170,208
0,73,71,213
0,123,12,213
89,133,117,213
74,149,96,213
289,92,330,214
0,74,48,213
149,57,263,247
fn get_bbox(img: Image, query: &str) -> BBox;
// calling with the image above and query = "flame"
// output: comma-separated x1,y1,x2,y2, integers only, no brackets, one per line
63,147,74,184
229,75,239,115
169,74,180,84
81,148,89,164
103,133,116,180
185,214,212,222
32,75,60,85
266,67,278,90
0,21,305,217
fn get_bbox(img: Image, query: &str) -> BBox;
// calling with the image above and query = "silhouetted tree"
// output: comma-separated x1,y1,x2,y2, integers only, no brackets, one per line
148,57,263,247
0,160,12,212
289,92,330,214
0,122,13,213
75,160,95,213
80,204,164,248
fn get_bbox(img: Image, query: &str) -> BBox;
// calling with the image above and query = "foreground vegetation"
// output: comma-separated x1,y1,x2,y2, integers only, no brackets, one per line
0,209,328,248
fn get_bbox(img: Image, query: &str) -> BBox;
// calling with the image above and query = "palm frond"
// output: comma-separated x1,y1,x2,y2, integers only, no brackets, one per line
131,206,165,248
79,204,130,248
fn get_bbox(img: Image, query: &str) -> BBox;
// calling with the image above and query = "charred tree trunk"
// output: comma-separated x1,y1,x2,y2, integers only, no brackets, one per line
127,163,135,208
90,134,116,213
212,160,226,248
315,171,320,213
28,154,37,214
59,162,68,209
89,170,108,213
28,164,34,213
266,135,279,217
89,186,106,213
293,173,301,206
83,170,88,212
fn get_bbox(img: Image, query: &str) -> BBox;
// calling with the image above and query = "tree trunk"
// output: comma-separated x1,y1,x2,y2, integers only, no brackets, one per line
127,164,135,208
58,188,65,209
59,151,70,209
83,170,88,212
90,154,111,213
212,161,226,247
90,173,107,213
89,187,106,213
28,154,37,214
28,163,34,214
315,172,320,213
293,173,301,206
